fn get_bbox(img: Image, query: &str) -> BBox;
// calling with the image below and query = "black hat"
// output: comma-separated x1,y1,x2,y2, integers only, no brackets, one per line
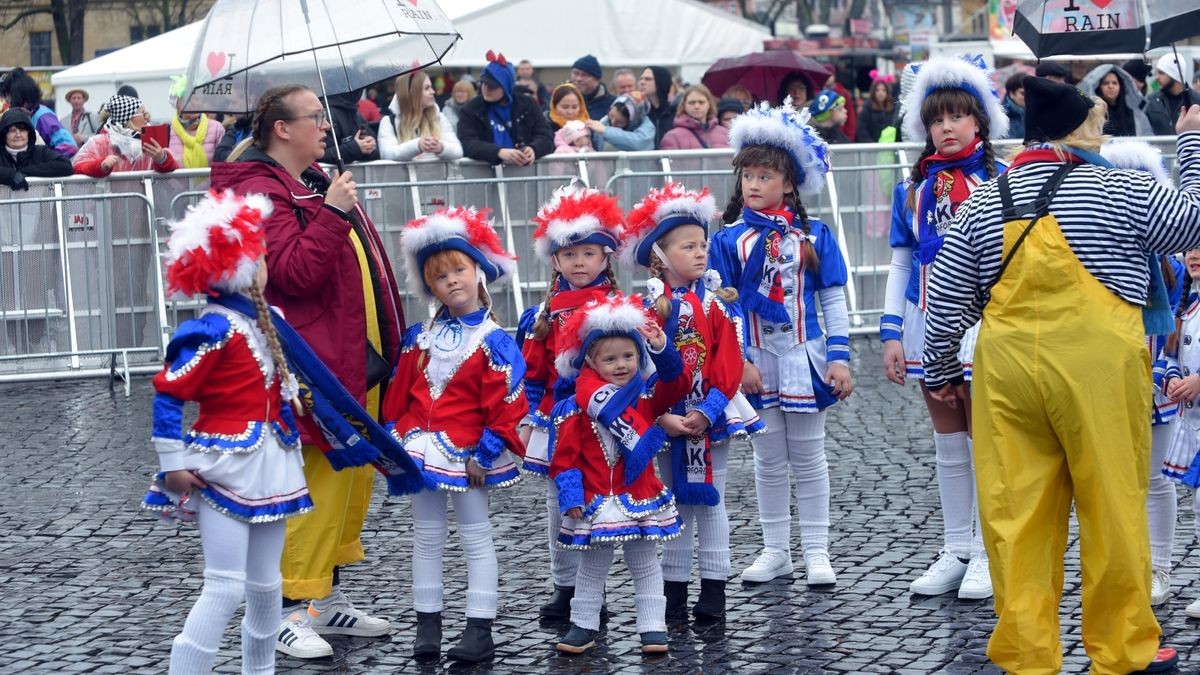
1121,58,1151,82
1023,76,1094,144
717,97,744,116
1034,61,1070,80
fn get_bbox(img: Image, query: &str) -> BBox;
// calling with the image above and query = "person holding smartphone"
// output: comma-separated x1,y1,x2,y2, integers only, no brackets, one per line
72,93,177,177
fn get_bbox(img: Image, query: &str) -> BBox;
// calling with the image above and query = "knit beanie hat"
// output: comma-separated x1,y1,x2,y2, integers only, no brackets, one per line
561,119,589,144
1023,76,1094,144
717,97,745,117
1035,61,1070,80
1156,53,1195,86
808,89,845,123
1121,58,1151,83
572,54,603,79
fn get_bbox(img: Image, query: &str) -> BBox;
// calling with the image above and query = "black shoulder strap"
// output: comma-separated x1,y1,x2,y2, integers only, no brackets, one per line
996,163,1078,279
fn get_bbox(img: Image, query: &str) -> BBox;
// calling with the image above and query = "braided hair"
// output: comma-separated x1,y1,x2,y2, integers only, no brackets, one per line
248,280,299,412
721,144,818,269
251,84,313,151
905,88,998,213
647,233,738,320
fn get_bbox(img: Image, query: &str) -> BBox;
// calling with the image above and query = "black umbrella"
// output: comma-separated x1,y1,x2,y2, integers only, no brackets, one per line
1013,0,1200,58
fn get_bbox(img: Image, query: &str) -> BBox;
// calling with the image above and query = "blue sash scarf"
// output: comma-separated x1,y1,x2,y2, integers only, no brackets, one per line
739,206,792,324
211,294,425,495
915,139,987,265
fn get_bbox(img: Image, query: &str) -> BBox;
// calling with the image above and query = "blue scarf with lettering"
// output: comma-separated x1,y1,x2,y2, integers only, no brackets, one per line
211,293,426,495
739,206,793,324
914,138,988,265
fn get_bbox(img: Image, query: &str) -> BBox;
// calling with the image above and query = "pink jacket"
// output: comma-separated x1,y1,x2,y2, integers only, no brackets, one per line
168,116,226,169
71,131,178,177
659,114,729,150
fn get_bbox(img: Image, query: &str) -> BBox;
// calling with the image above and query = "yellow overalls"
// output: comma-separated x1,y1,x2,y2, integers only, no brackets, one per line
280,228,383,600
972,165,1161,674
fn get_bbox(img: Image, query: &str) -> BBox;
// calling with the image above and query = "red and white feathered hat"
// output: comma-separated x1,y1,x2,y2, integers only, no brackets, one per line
619,182,716,269
164,189,272,298
532,185,625,262
555,292,654,378
400,206,518,301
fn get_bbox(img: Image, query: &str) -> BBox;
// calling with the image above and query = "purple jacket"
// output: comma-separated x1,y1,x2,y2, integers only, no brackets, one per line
30,105,78,158
659,114,729,150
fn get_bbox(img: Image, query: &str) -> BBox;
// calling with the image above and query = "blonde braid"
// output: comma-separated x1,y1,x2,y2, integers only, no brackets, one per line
249,281,301,414
647,252,673,319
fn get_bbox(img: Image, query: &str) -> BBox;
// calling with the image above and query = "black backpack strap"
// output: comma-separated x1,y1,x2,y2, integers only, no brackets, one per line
996,163,1078,279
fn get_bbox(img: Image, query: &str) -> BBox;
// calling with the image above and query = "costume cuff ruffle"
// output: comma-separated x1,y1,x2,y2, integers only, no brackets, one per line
826,335,851,364
473,428,505,470
695,389,730,425
623,425,668,486
649,343,683,382
555,469,585,514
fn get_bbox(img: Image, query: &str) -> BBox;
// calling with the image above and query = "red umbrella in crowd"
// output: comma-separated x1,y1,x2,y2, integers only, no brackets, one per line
702,51,830,105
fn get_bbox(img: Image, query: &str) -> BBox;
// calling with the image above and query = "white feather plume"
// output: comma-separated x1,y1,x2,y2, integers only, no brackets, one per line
902,55,1009,143
1101,139,1174,188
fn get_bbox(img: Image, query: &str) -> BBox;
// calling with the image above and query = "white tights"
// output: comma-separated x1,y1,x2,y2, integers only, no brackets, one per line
411,488,498,618
659,443,731,581
570,540,665,633
169,498,285,675
934,431,985,559
1149,423,1178,571
752,408,830,554
546,479,581,586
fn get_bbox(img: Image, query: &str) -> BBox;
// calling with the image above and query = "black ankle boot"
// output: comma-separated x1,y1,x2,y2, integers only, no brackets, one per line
413,611,442,658
539,584,574,619
446,617,495,662
693,579,726,620
664,580,689,622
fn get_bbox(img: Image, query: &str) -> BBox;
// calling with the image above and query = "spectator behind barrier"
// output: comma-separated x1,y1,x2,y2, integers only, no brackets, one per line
1002,72,1028,141
591,92,655,151
1122,58,1151,96
359,88,382,124
639,66,677,148
321,89,379,164
809,89,850,145
168,112,225,169
553,119,594,155
516,59,552,112
213,114,251,163
1147,53,1199,135
857,72,895,143
59,88,100,146
72,94,177,177
378,70,463,162
571,54,617,121
547,83,590,133
0,107,73,190
443,80,475,134
1079,64,1152,138
612,68,637,96
717,97,744,129
659,84,729,150
0,68,77,158
723,84,754,113
777,72,810,108
457,50,553,166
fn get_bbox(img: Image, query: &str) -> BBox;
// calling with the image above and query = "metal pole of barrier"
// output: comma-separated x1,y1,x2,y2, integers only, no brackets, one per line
143,177,169,356
52,181,81,368
660,156,673,184
824,171,861,327
406,163,422,217
492,165,525,318
604,168,729,193
576,158,591,188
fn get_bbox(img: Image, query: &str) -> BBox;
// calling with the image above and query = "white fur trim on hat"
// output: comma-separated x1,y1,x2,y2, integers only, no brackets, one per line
902,54,1009,143
729,100,830,197
1101,139,1174,189
399,208,518,302
554,298,651,378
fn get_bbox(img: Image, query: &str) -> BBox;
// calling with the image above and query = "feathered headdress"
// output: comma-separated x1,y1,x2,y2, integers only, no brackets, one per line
554,293,654,378
164,189,272,299
400,207,518,301
902,54,1009,143
619,182,716,269
532,185,625,261
1101,139,1174,188
729,99,831,197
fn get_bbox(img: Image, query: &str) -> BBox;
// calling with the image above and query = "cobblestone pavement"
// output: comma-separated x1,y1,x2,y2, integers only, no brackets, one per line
3,339,1200,674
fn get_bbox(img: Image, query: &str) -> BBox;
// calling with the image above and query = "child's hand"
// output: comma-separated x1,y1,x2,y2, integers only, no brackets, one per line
164,470,206,496
1168,374,1200,403
682,410,710,436
658,413,691,437
882,340,906,385
638,321,666,351
466,458,487,488
826,363,854,400
741,362,763,395
565,507,584,519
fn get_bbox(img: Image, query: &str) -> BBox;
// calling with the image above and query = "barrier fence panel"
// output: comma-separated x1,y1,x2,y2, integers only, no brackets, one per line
0,136,1184,383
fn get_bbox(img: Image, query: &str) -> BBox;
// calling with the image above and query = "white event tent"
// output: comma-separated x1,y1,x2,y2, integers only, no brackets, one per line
51,0,769,115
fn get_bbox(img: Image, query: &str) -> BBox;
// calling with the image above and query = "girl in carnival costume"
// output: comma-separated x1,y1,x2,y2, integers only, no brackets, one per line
879,54,1007,600
619,182,763,621
548,294,688,655
517,185,625,619
142,189,309,674
385,207,527,663
709,98,853,587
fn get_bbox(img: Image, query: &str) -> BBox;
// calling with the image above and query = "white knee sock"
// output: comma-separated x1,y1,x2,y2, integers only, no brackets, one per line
699,443,732,579
170,569,245,675
752,407,792,552
548,480,581,586
625,540,666,633
412,492,449,613
661,506,696,582
241,577,280,675
787,411,830,553
934,431,975,559
1149,423,1178,571
570,547,613,631
458,521,499,618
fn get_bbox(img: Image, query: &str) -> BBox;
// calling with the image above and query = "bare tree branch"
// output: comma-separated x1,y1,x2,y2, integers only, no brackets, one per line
0,6,52,31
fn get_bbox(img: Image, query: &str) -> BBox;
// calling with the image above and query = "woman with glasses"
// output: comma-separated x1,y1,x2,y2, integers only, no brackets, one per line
71,93,177,177
210,84,406,662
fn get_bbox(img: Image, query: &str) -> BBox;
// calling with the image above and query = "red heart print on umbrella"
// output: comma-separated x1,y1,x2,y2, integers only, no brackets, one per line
206,52,226,78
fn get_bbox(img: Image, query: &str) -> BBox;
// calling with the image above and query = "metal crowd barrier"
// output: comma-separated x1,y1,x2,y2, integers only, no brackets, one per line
0,138,1183,385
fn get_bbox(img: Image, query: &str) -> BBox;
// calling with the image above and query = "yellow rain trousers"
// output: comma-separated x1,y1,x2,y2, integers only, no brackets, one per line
972,202,1161,674
280,228,383,600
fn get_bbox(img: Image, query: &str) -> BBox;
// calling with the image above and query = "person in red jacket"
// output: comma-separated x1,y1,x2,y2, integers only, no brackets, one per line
385,206,526,663
72,93,177,177
549,294,689,656
209,83,405,661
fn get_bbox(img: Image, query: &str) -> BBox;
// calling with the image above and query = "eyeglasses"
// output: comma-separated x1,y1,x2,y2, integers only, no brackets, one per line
289,110,328,126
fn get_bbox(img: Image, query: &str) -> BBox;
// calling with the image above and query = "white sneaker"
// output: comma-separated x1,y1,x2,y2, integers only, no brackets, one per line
1150,569,1171,607
740,549,794,582
277,611,333,659
310,596,391,637
1185,596,1200,618
910,550,968,596
957,555,993,600
804,550,837,586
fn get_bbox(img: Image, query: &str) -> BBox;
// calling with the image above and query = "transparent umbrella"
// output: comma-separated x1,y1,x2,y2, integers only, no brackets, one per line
181,0,460,165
